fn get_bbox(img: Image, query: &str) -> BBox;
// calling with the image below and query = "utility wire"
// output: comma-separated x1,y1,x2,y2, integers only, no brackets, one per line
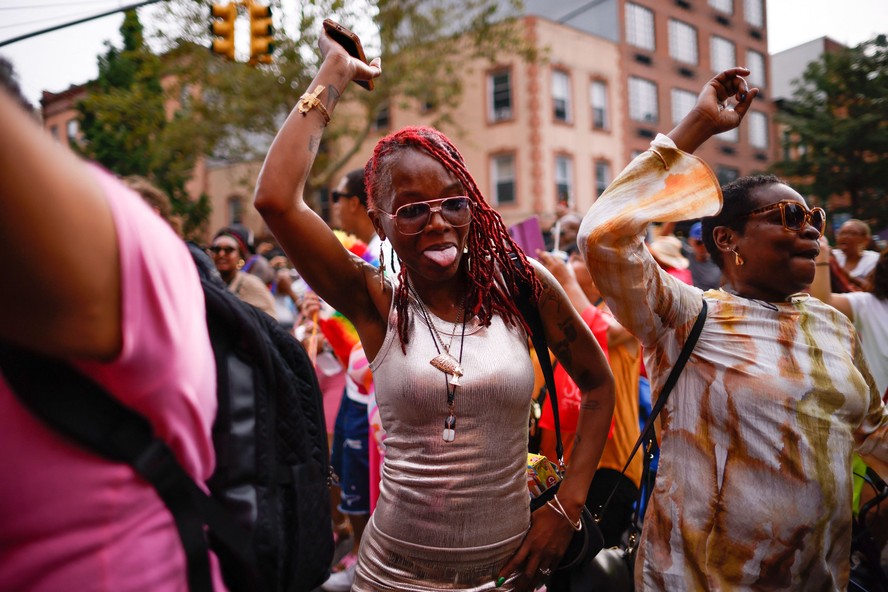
0,1,125,10
557,0,611,24
0,0,164,48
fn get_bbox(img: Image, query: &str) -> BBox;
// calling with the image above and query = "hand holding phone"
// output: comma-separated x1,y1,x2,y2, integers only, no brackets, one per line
322,19,374,91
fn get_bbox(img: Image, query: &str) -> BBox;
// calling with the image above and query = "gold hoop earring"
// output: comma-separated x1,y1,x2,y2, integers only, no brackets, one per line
237,259,245,270
379,241,386,288
732,247,744,267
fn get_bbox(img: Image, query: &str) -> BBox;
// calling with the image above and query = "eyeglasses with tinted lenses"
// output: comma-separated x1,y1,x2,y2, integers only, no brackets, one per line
210,245,237,255
331,191,352,203
741,200,826,234
377,196,473,235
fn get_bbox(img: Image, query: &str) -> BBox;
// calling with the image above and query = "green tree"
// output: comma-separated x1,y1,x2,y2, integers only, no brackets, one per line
77,1,536,235
152,0,536,186
77,10,210,237
772,35,888,232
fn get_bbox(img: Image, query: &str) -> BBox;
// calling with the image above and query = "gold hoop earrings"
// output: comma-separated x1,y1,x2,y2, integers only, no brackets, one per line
732,247,744,267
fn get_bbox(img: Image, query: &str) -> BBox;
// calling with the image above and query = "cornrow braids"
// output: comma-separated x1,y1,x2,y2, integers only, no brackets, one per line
364,126,542,351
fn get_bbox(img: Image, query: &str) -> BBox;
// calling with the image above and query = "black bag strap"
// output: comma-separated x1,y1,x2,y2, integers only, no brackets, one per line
512,261,565,465
599,299,708,522
0,344,255,592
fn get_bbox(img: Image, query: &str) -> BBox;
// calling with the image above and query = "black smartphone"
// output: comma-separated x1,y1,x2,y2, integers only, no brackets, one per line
322,19,374,91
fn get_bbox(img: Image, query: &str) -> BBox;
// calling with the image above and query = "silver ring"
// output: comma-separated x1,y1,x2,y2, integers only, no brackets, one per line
539,568,552,576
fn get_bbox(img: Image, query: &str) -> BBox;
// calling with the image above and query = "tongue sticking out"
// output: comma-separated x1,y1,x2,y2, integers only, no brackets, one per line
424,245,458,267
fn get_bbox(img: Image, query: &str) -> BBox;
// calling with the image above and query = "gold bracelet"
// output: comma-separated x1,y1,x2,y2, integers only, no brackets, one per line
546,496,582,531
815,262,830,267
648,148,670,170
297,85,330,126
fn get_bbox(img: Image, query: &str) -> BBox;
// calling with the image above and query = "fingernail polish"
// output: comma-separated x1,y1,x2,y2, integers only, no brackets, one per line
495,576,506,587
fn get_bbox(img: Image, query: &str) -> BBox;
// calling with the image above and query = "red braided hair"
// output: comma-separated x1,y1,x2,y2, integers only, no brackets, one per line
364,126,542,351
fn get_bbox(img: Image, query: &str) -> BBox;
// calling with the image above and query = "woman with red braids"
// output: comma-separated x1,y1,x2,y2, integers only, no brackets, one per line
254,24,614,592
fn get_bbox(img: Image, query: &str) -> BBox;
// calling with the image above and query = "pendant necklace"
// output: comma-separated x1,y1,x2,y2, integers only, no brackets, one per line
409,282,467,442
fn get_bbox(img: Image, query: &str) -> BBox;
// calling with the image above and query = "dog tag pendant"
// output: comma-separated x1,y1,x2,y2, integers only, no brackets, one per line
442,415,456,442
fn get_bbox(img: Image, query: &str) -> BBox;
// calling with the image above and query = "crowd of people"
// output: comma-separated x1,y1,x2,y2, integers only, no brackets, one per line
1,20,887,592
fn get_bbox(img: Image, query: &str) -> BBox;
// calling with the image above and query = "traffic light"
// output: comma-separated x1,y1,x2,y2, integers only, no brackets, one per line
210,3,237,60
248,1,274,65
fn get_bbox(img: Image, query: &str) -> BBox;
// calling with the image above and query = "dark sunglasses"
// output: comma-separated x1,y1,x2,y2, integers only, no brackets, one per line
331,191,353,203
210,245,237,255
740,200,826,235
375,196,473,235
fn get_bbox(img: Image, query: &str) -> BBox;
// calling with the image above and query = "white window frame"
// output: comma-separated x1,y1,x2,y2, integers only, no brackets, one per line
625,3,655,51
670,88,698,125
744,0,763,27
668,19,698,65
716,127,739,143
594,160,611,197
746,49,766,88
488,70,513,122
490,153,516,205
710,36,736,73
748,111,768,149
629,77,658,123
552,69,572,123
555,155,574,204
590,79,609,130
708,0,733,14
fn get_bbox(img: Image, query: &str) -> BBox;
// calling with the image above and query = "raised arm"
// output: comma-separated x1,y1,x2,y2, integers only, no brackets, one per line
253,30,381,326
810,236,855,320
0,89,121,360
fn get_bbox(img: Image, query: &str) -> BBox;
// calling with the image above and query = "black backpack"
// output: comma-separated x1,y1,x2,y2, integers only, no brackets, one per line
0,248,334,592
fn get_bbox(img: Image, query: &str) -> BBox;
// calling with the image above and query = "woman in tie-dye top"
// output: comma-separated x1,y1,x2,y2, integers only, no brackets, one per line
578,68,888,590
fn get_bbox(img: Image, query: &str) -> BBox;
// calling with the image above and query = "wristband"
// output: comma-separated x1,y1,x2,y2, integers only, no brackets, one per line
297,85,331,126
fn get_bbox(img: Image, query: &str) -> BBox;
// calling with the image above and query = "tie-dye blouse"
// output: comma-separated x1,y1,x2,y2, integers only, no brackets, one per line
577,135,888,591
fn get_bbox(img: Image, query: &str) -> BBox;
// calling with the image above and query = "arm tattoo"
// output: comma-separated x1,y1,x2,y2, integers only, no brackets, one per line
551,339,573,368
324,84,341,109
580,400,602,411
308,134,320,155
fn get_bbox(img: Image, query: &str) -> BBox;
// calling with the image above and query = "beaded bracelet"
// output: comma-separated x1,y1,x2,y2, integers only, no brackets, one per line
546,495,582,531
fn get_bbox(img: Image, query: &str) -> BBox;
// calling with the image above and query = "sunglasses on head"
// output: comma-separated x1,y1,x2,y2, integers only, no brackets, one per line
210,245,238,255
740,200,826,235
376,196,473,235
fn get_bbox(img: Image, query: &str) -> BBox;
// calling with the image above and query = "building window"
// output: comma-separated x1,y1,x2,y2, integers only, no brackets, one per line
670,88,697,125
555,155,574,204
717,127,739,142
488,70,512,122
668,19,698,65
227,196,244,224
710,36,736,73
65,118,79,142
629,77,658,123
552,70,572,123
372,102,390,131
716,166,739,185
590,80,608,130
744,0,763,27
748,111,768,149
50,125,60,140
594,160,611,197
625,3,655,51
746,49,766,88
490,154,516,205
708,0,733,13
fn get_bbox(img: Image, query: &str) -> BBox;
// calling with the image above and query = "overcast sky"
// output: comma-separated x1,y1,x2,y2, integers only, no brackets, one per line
1,0,886,107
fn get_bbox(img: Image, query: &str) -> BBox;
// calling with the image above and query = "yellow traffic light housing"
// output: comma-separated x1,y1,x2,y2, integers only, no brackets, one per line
248,2,274,65
210,3,237,60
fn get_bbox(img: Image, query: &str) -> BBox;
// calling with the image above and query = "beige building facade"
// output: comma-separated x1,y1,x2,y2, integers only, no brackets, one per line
41,2,778,242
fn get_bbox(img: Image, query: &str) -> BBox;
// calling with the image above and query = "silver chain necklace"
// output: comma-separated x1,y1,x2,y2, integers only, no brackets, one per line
408,282,467,442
